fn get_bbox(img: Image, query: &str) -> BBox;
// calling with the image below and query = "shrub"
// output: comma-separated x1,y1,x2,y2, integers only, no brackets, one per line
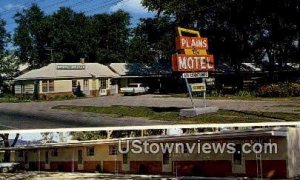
235,91,255,97
256,83,300,97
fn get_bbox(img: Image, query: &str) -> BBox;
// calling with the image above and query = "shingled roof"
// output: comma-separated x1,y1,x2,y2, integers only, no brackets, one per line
15,63,119,80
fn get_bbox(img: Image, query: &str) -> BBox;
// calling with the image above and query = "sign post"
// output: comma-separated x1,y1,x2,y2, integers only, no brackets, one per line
184,78,195,109
171,27,218,117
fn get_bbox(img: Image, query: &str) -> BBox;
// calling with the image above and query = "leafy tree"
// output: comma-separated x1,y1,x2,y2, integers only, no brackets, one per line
0,18,13,85
141,0,300,83
0,19,8,55
14,4,51,68
14,5,131,65
0,54,19,80
89,10,131,63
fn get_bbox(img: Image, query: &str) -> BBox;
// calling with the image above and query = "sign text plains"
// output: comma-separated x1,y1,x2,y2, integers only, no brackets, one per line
176,36,208,50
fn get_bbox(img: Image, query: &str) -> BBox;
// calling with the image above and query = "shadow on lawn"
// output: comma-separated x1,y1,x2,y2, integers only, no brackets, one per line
150,107,183,113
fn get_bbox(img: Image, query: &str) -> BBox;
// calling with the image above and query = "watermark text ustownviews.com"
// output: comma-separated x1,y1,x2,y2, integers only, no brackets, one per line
118,140,278,154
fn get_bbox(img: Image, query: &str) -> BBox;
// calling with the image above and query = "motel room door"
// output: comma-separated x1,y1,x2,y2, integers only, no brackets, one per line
83,79,90,96
232,144,246,174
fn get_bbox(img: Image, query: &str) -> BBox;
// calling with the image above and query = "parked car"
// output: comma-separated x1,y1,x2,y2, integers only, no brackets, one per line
0,162,20,173
120,83,149,95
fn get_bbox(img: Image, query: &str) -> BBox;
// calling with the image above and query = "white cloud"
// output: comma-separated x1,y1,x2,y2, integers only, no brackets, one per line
110,0,154,17
4,3,25,11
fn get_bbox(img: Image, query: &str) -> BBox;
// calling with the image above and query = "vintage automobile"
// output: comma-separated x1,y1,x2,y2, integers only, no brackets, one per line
120,83,149,95
0,162,20,173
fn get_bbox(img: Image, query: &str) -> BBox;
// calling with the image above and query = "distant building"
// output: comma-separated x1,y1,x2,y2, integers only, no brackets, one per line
109,63,172,93
5,127,300,178
14,63,119,98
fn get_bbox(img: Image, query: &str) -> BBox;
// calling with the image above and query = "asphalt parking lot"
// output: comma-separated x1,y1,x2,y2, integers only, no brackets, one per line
0,94,299,130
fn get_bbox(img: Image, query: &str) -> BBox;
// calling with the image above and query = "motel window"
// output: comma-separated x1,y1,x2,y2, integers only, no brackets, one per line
233,144,242,165
42,80,54,92
122,148,128,164
163,151,170,165
87,147,95,156
51,149,58,157
78,150,83,164
100,78,107,89
45,151,49,164
109,145,117,155
24,152,28,163
72,80,77,92
18,151,23,157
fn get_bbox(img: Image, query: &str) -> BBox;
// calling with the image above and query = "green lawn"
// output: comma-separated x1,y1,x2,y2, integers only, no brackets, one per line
52,105,300,124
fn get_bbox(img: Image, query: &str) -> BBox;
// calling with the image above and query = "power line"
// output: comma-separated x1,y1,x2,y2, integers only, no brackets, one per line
0,0,45,16
84,0,125,15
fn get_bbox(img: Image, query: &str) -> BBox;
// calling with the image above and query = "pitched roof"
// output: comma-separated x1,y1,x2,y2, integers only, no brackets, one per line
109,63,172,77
15,63,119,80
0,127,290,150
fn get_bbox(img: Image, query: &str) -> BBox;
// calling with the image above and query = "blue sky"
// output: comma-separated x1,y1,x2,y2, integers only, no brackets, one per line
0,0,155,33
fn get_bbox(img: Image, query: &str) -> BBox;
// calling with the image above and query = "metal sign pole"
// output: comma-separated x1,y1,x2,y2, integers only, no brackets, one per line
184,78,195,109
202,78,207,108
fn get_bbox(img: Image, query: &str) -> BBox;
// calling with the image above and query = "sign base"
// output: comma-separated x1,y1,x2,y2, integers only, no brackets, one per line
179,107,219,117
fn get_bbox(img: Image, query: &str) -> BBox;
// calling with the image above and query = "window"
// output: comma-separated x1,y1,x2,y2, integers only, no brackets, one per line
109,145,117,155
24,152,28,163
122,148,128,164
163,151,170,165
51,149,58,157
233,144,242,165
42,80,48,92
100,78,107,89
18,151,23,157
42,80,54,92
45,151,49,164
87,147,95,156
78,150,83,164
49,80,54,92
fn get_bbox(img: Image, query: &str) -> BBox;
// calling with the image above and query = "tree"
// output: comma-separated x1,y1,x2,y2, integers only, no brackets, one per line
89,10,131,63
0,133,20,162
0,19,8,55
14,4,51,68
14,5,132,65
141,0,300,83
0,18,14,85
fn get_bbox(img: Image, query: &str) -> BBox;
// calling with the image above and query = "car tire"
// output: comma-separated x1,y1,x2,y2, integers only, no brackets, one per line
1,167,9,173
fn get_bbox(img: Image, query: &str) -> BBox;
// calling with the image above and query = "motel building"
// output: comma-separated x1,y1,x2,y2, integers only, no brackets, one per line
4,127,300,179
14,62,119,98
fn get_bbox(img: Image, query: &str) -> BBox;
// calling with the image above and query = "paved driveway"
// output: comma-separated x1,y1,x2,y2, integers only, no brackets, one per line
0,95,299,130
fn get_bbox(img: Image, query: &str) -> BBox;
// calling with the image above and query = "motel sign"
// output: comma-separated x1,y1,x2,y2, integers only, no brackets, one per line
172,54,214,72
171,27,215,109
172,27,215,72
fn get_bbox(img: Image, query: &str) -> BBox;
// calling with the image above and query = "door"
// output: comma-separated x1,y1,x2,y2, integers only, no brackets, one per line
83,79,90,96
77,149,84,171
232,143,245,174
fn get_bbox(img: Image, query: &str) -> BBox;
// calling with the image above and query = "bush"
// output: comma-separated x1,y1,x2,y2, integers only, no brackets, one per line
256,83,300,97
235,91,255,97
